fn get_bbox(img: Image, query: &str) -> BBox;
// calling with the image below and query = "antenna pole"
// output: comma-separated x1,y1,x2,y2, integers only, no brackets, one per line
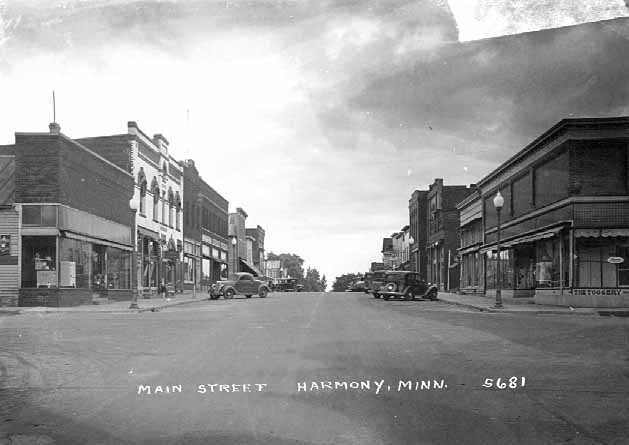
53,90,56,123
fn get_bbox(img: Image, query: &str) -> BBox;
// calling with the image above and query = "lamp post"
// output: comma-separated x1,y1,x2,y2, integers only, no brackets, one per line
493,190,504,309
231,236,238,275
129,199,140,309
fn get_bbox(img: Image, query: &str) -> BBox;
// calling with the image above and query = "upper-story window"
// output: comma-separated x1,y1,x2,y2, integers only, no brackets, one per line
137,168,147,215
168,188,174,228
151,178,160,222
175,192,181,231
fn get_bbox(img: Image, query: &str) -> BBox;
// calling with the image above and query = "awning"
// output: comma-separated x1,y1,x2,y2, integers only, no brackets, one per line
457,243,482,255
138,226,159,239
575,228,629,238
239,258,262,277
480,227,563,253
61,230,133,251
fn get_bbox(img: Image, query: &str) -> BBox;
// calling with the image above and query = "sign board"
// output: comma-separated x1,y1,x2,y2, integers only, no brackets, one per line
607,257,624,264
164,250,179,261
0,235,9,255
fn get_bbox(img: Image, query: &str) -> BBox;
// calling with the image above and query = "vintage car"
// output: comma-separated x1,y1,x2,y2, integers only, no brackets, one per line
295,284,304,292
369,270,388,299
347,280,368,292
273,278,297,292
379,271,438,301
209,273,270,299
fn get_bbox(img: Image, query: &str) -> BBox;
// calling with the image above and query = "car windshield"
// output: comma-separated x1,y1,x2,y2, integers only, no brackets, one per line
385,274,403,281
374,272,385,279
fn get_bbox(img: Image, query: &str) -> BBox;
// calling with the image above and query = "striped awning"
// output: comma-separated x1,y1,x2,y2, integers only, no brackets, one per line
575,228,629,238
480,227,563,253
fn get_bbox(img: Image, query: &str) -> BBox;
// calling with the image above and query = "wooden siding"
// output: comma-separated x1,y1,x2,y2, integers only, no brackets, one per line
0,208,19,306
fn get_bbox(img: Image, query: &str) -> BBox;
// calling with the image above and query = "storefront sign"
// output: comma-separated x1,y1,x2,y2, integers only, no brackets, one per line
164,250,179,261
607,257,624,264
0,235,9,255
568,289,626,296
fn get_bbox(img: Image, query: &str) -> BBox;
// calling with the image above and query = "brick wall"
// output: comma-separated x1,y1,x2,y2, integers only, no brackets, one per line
75,135,133,172
59,137,134,227
570,140,628,196
14,134,62,203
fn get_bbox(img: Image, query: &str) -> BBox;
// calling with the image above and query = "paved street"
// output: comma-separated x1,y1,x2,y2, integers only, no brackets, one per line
1,292,629,444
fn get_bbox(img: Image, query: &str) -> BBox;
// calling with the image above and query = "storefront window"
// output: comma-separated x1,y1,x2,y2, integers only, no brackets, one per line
92,244,107,289
184,256,193,282
485,249,513,289
202,258,211,284
107,247,130,289
577,237,629,288
59,238,91,288
535,238,560,287
21,236,56,288
514,244,535,289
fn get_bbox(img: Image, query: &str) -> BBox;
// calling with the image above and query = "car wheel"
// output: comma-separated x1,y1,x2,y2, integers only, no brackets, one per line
405,290,415,301
428,289,438,301
246,295,252,298
373,293,380,299
259,288,268,298
224,288,235,299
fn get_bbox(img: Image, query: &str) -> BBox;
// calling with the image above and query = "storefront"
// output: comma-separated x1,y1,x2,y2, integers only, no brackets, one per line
19,204,134,306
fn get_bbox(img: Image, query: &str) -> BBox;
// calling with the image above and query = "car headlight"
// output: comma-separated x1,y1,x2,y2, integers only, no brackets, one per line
386,283,396,292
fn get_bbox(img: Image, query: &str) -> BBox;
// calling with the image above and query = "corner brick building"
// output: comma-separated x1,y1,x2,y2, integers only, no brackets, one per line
0,123,135,306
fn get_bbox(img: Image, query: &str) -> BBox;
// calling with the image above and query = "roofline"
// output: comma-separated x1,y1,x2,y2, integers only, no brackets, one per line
476,116,629,188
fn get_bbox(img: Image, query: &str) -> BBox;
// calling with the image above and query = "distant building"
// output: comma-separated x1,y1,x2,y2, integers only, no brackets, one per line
246,225,266,276
409,190,428,276
426,178,476,291
381,237,394,269
370,262,385,272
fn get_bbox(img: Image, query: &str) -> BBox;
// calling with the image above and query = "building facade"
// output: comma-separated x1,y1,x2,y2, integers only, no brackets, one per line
409,190,428,276
382,237,394,269
475,117,629,307
457,190,484,294
78,121,184,296
426,179,475,291
0,123,135,307
246,225,266,276
182,160,229,292
228,207,261,275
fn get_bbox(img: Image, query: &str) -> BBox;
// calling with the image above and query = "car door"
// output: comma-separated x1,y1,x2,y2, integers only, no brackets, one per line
235,275,249,294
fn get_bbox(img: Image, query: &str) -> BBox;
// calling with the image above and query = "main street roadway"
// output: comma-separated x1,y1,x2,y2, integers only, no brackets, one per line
1,292,628,444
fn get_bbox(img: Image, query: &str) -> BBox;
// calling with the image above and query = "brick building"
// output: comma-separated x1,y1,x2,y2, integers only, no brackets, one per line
457,190,484,294
77,122,184,296
381,237,394,269
426,179,476,291
182,160,229,291
409,190,428,277
228,207,261,275
474,117,629,307
0,123,135,306
246,225,265,276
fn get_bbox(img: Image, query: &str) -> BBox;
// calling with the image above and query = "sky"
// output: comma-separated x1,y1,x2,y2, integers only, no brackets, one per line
1,0,629,285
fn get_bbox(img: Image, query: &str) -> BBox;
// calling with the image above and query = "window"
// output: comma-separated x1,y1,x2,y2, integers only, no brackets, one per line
106,247,130,289
92,245,107,289
59,238,91,288
534,151,569,207
22,205,57,226
21,236,56,288
535,237,565,288
168,188,174,228
576,237,628,288
152,185,160,222
138,168,147,214
618,245,629,286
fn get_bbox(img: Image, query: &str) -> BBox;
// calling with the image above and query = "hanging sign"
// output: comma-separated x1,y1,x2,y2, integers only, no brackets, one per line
0,235,9,255
607,257,624,264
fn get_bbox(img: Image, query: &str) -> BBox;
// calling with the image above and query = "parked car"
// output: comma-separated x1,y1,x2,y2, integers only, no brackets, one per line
379,271,438,301
295,284,304,292
273,278,297,292
347,280,368,292
369,270,388,299
209,273,270,299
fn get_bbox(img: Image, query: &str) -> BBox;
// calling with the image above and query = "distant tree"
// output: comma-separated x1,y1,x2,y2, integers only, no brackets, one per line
320,275,327,292
332,273,361,292
303,267,328,292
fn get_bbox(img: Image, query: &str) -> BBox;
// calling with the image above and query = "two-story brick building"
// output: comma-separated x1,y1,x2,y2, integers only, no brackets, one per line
426,179,476,291
182,160,229,291
246,225,266,276
409,190,428,276
457,189,484,294
476,117,629,307
0,123,135,306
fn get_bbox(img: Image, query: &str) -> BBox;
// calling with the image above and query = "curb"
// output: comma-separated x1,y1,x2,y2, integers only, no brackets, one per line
137,298,207,313
438,298,601,316
1,298,208,315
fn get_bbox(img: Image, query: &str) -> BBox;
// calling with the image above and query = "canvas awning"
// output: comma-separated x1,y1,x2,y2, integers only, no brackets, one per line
239,258,262,277
61,230,133,251
480,227,564,253
575,228,629,238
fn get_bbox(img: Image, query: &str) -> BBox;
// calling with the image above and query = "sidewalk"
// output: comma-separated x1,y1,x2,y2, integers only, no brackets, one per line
437,291,629,316
0,290,211,315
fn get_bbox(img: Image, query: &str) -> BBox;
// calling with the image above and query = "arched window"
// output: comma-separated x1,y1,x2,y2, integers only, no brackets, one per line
168,188,174,228
151,178,160,222
137,168,147,214
161,188,167,224
175,192,182,230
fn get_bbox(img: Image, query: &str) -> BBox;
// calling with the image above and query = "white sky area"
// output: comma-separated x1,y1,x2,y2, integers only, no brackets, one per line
448,0,629,41
1,0,628,287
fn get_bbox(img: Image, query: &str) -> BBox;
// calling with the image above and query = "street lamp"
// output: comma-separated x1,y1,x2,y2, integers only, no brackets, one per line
231,236,238,275
129,199,140,309
493,190,504,309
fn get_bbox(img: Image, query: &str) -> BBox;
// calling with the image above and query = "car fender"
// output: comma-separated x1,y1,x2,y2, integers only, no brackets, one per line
258,285,270,294
423,285,438,297
223,286,237,295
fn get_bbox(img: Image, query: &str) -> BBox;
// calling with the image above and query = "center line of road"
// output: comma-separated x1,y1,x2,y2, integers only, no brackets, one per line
301,293,323,329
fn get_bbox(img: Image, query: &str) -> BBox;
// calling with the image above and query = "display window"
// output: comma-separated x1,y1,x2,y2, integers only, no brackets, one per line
576,236,629,288
107,247,130,289
21,236,56,288
59,238,91,288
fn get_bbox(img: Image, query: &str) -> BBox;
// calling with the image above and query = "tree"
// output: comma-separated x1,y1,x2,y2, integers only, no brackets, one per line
303,267,326,292
320,275,327,292
332,273,361,292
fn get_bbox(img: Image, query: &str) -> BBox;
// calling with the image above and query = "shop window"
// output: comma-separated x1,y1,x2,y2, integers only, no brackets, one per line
618,245,629,286
21,236,56,288
59,238,91,288
514,244,535,289
107,247,130,289
92,245,107,289
202,258,211,283
535,238,561,287
184,256,193,282
485,249,513,289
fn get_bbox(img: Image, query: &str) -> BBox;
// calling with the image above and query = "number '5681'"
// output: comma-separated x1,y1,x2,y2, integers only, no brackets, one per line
482,377,525,389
